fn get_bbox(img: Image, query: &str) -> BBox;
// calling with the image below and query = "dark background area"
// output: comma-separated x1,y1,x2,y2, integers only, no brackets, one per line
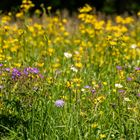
0,0,140,14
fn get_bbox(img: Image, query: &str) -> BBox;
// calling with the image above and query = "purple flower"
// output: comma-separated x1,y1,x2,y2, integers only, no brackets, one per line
84,85,91,89
38,74,44,78
24,67,39,75
5,68,10,72
118,89,125,93
137,93,140,97
116,66,122,70
55,100,65,107
91,89,96,94
135,67,140,71
127,77,132,81
0,64,3,67
23,68,29,75
12,68,21,78
31,68,39,74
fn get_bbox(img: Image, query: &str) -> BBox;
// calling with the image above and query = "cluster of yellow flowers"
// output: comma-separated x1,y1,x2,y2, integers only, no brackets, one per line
16,0,35,18
78,5,140,65
0,4,140,68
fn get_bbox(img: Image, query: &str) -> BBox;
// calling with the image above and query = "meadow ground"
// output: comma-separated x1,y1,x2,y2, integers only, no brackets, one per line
0,1,140,140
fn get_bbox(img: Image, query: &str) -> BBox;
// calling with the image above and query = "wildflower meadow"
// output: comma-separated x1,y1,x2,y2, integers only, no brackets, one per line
0,1,140,139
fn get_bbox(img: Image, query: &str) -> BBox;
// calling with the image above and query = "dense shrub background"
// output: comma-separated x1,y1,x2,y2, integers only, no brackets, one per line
0,0,140,14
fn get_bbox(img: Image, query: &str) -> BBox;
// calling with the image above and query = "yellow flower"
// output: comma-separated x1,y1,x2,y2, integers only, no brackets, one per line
92,81,96,85
47,48,55,56
16,12,24,19
91,123,98,128
37,63,44,67
102,82,107,86
20,0,35,12
124,17,134,24
10,46,19,52
35,9,41,15
75,62,82,68
6,56,12,60
3,45,9,49
64,32,69,37
80,111,86,117
109,41,117,46
115,16,123,24
62,19,67,24
47,77,53,84
1,16,11,24
47,6,52,11
100,134,106,139
72,78,82,83
79,4,92,13
66,81,72,88
94,96,106,104
61,95,68,100
113,89,116,92
14,63,21,67
137,11,140,16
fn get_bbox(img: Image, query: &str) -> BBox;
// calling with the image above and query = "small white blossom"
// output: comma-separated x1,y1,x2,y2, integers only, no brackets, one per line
64,52,72,58
130,44,137,49
115,83,123,88
81,88,85,92
124,97,131,102
74,51,79,54
70,66,78,72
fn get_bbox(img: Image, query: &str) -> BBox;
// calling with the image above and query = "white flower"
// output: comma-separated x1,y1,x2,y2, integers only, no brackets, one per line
70,66,78,72
115,83,123,88
81,88,85,92
74,51,79,54
124,97,131,102
130,44,137,49
64,52,72,58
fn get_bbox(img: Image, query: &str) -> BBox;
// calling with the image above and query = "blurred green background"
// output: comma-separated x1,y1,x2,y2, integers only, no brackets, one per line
0,0,140,14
